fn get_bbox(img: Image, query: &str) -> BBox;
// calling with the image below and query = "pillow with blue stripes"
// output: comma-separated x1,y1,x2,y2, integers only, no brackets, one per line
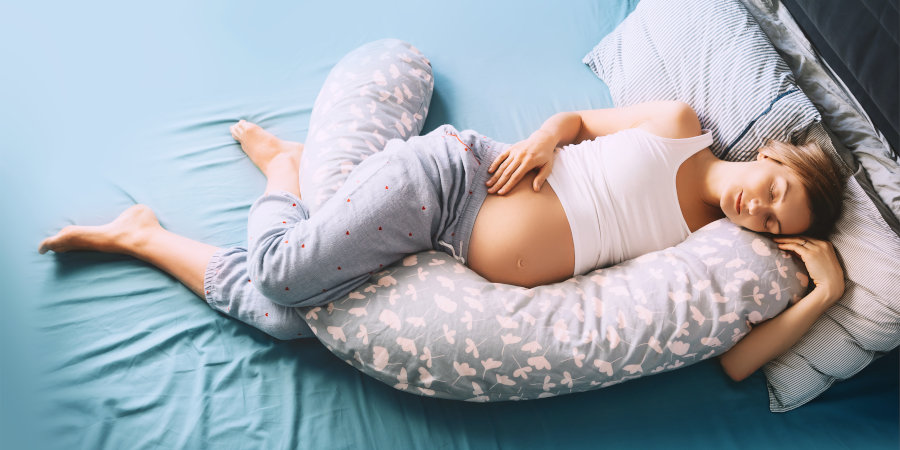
582,0,821,163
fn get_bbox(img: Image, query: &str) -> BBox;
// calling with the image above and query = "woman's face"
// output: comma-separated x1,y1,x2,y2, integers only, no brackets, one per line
721,154,812,235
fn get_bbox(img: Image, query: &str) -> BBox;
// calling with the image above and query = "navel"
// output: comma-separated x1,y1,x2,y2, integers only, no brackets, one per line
516,257,526,269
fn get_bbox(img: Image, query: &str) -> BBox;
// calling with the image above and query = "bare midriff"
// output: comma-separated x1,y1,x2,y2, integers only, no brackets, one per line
467,171,575,288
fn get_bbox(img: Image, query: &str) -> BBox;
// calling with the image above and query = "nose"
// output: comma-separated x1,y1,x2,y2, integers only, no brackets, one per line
747,198,769,216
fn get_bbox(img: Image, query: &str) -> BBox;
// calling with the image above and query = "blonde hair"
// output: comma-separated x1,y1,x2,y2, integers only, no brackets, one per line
758,139,845,238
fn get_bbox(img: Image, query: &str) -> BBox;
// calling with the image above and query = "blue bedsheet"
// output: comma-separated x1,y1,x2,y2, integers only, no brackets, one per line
2,1,897,448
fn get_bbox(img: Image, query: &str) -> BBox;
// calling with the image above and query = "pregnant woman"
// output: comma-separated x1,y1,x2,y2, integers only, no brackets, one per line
38,48,846,383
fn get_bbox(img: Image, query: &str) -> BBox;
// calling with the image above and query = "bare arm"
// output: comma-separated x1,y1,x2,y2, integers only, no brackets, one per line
719,236,845,381
486,101,700,195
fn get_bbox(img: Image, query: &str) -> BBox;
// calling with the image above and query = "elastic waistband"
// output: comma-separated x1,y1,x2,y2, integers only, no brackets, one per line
437,129,508,263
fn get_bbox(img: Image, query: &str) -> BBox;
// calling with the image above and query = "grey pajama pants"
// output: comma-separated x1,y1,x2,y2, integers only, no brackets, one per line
203,125,507,340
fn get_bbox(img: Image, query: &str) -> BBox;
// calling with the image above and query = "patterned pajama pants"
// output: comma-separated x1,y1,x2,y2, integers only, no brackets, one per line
201,42,507,340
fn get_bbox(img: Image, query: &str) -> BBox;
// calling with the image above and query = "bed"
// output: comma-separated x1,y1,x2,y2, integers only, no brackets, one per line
2,0,897,448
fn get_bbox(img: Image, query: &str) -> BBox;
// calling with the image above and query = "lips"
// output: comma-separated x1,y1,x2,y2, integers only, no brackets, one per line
736,191,742,215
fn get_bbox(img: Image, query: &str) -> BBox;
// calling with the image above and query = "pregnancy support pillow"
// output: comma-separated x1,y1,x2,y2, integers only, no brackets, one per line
294,39,808,400
305,219,806,400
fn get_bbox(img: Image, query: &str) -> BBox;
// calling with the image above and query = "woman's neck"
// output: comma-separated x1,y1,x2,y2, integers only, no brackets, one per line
697,151,738,211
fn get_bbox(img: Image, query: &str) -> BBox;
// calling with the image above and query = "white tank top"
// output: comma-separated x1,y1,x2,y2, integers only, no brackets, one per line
545,127,714,276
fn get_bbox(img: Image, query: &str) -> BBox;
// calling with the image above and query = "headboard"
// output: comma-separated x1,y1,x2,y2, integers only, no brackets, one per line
781,0,899,155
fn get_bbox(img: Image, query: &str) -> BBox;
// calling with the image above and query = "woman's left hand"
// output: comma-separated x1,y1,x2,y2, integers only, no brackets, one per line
773,235,845,305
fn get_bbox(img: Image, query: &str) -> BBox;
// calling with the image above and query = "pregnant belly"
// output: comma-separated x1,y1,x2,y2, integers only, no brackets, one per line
467,172,575,288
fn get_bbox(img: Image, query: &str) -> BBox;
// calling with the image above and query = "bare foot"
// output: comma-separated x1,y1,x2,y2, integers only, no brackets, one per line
230,120,304,176
38,204,164,256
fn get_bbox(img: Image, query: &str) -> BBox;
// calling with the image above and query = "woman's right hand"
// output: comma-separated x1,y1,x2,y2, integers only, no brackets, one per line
486,129,558,195
773,236,845,305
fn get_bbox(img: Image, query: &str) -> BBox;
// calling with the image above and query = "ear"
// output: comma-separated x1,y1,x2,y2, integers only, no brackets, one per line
756,152,769,161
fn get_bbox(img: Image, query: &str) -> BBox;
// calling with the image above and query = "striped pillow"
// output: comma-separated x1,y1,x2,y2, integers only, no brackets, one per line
582,0,820,162
763,124,900,412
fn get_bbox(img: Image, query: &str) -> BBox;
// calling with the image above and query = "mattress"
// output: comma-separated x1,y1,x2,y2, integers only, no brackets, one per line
2,1,897,448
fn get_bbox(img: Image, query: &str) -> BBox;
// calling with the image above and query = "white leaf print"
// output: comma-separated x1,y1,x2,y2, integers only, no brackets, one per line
379,309,401,330
348,307,368,317
434,294,457,313
521,341,542,353
373,69,387,86
590,274,610,286
572,348,586,367
719,312,740,324
387,289,400,305
734,269,759,281
453,263,465,273
796,271,809,288
472,382,484,396
496,374,516,386
635,305,654,325
418,387,435,396
769,281,782,301
389,63,400,78
528,356,551,371
465,338,480,359
752,286,764,305
305,307,321,321
327,326,346,343
542,375,556,391
617,310,628,329
675,321,690,338
606,326,621,350
461,311,473,330
693,279,711,290
463,287,482,296
418,367,435,387
454,361,476,377
751,238,772,256
748,311,763,324
538,392,557,399
348,291,366,300
725,258,746,269
623,364,643,374
356,324,369,345
690,306,706,326
669,291,692,303
402,254,418,266
364,285,377,294
397,337,417,356
500,333,522,345
373,346,389,370
701,337,722,347
593,359,614,376
552,320,570,342
668,341,690,356
496,315,519,329
405,284,417,301
648,336,664,353
521,311,537,326
561,371,574,388
513,366,533,379
571,303,585,323
394,367,408,390
406,317,425,327
419,347,433,369
327,302,335,314
593,297,604,318
481,358,502,371
436,276,455,291
377,275,397,287
442,324,456,344
416,267,429,281
724,280,740,293
428,258,445,266
712,292,729,303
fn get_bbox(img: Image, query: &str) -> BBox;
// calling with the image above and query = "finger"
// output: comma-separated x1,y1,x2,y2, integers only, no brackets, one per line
776,241,812,257
497,164,530,195
487,156,512,187
489,149,511,174
490,160,520,194
534,161,553,191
